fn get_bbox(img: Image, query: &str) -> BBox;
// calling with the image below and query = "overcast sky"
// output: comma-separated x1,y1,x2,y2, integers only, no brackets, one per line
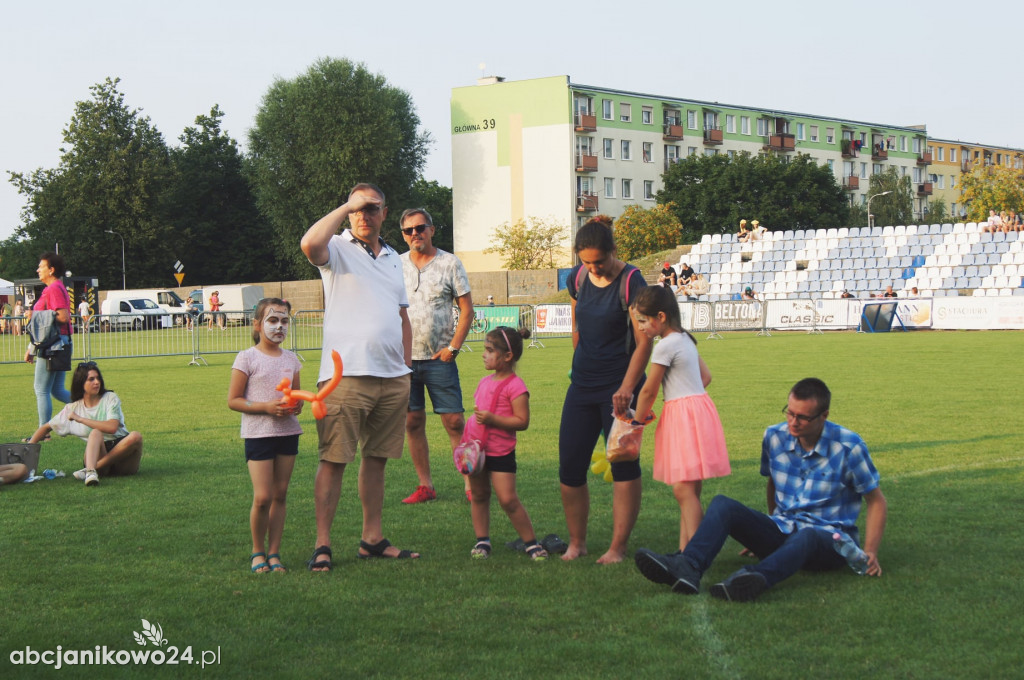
2,0,1020,243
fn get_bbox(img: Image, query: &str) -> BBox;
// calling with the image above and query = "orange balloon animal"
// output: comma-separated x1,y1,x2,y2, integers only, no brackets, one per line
276,350,343,420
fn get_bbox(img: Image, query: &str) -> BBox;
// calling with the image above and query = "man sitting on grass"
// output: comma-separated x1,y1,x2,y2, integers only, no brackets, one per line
635,377,887,602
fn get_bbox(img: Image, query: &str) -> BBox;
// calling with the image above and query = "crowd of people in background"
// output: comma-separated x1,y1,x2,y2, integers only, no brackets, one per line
982,209,1023,233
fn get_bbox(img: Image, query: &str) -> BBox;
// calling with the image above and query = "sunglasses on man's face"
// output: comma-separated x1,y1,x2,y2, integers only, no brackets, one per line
401,224,430,236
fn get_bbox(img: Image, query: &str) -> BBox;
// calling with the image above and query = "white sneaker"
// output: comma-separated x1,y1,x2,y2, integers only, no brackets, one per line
84,470,99,487
73,468,88,481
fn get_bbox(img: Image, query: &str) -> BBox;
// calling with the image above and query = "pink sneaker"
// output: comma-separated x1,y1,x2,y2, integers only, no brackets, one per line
402,485,437,504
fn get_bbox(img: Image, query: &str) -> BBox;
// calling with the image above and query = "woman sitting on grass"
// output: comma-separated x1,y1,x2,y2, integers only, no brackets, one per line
27,361,143,487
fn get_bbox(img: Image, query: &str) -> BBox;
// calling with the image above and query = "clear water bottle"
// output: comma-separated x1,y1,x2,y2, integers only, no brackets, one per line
832,532,869,575
42,469,66,480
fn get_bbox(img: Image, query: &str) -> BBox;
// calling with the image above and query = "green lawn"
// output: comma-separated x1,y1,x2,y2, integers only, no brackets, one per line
1,331,1021,679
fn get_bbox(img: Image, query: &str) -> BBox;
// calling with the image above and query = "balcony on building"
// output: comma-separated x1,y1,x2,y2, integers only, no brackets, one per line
917,151,932,165
576,193,599,212
871,145,888,161
843,176,860,191
575,154,598,172
703,127,723,145
766,133,795,152
574,112,596,132
917,182,933,196
961,160,973,173
841,140,858,158
663,123,684,140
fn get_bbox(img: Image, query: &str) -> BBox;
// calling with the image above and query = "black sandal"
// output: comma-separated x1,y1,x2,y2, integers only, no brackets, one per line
306,545,332,571
357,538,418,559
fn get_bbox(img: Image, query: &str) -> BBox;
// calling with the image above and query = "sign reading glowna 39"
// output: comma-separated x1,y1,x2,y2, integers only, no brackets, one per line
453,119,497,134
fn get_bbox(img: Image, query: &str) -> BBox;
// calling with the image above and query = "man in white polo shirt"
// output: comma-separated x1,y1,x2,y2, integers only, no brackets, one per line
300,183,419,571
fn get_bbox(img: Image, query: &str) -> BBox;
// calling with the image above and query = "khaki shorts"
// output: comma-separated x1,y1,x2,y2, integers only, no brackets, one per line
316,374,410,464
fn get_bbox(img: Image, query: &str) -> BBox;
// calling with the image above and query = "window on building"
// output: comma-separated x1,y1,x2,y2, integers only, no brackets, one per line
603,138,614,159
728,150,736,159
927,145,933,156
796,123,805,140
810,125,818,142
949,148,956,163
741,116,750,135
757,118,768,136
937,175,945,189
912,167,923,182
912,137,922,153
604,177,615,198
900,166,907,176
900,136,907,152
644,180,654,200
704,148,718,156
860,163,867,179
621,140,632,161
704,110,718,130
642,142,653,163
575,136,594,157
602,99,612,120
688,146,698,157
664,109,681,126
665,145,680,164
827,159,835,172
622,179,632,199
642,106,653,125
937,147,944,161
826,127,835,144
726,115,735,133
873,163,882,175
859,132,867,146
950,176,956,188
620,103,631,122
951,202,958,215
687,110,697,129
843,161,855,177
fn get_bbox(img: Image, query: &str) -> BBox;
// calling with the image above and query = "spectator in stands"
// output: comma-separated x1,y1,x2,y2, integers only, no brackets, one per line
840,290,853,299
737,219,750,242
983,210,1002,233
742,287,757,301
909,287,919,296
749,220,766,241
882,285,897,298
680,273,709,299
678,262,695,285
658,262,678,289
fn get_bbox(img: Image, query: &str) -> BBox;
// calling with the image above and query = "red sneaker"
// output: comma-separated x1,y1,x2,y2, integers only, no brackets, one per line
402,485,437,504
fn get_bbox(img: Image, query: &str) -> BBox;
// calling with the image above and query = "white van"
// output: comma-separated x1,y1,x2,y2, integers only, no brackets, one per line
204,285,265,325
102,289,189,326
99,296,165,331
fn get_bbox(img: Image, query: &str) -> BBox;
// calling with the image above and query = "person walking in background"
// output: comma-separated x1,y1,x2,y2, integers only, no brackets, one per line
300,182,419,571
228,298,303,574
464,326,547,561
399,207,474,504
559,217,652,564
635,378,887,602
78,298,91,333
208,290,224,330
23,252,73,429
630,285,730,551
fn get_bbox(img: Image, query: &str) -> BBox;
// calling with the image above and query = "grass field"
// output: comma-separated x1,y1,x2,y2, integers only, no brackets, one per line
1,330,1022,679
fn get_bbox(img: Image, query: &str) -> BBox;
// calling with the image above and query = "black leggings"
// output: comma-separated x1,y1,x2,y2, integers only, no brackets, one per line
558,381,642,486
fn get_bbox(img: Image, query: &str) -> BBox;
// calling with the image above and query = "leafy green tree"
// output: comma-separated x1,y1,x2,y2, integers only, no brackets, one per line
957,164,1024,221
483,217,568,270
866,168,914,227
7,78,172,287
165,106,277,286
248,58,431,278
612,203,683,260
0,234,42,281
658,152,849,236
922,197,948,225
405,179,453,252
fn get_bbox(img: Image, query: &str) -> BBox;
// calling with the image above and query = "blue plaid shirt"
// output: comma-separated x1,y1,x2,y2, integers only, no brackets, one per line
760,420,880,540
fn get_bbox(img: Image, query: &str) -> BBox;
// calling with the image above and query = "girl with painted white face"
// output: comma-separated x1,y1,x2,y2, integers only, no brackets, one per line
228,298,303,574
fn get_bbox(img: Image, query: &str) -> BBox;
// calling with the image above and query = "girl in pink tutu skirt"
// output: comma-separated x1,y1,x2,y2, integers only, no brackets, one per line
631,286,730,550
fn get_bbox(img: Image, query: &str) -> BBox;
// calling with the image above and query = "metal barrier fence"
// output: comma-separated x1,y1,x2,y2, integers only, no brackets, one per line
0,299,942,366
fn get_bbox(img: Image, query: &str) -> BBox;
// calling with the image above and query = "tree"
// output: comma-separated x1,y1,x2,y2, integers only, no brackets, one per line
866,168,914,227
165,106,277,285
483,217,568,270
658,152,848,237
248,58,431,279
7,78,172,287
922,197,948,225
612,203,683,260
405,179,453,253
957,164,1024,221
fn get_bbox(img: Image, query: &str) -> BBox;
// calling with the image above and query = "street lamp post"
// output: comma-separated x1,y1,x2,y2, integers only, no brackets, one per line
868,191,893,229
105,229,126,289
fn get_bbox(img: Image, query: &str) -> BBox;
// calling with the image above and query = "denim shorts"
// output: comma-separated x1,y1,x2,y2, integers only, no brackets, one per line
408,358,464,414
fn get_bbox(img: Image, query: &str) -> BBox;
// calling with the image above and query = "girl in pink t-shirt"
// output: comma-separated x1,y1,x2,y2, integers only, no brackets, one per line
228,298,302,573
464,326,546,561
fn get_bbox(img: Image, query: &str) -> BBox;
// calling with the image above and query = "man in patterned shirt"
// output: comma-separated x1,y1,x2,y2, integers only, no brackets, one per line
635,377,887,602
399,208,474,504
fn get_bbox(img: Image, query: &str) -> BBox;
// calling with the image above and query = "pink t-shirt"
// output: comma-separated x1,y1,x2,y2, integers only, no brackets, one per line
34,281,72,335
465,374,529,457
231,346,303,439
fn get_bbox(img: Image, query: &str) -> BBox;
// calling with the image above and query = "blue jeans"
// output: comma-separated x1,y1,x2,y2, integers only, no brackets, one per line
34,337,72,426
682,495,845,587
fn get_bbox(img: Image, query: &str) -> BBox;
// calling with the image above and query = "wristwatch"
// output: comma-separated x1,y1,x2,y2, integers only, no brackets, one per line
447,345,460,357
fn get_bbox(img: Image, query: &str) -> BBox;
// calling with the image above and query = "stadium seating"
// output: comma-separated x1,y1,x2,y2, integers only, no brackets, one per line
679,222,1024,301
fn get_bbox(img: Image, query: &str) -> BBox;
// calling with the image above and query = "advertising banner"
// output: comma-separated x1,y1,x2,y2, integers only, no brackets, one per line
932,296,1024,330
534,304,573,334
711,300,764,331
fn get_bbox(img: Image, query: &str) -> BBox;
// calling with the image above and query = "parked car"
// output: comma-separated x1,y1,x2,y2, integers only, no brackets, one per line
99,297,165,331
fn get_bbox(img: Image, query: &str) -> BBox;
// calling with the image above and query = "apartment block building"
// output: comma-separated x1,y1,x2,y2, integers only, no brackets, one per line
926,138,1024,219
